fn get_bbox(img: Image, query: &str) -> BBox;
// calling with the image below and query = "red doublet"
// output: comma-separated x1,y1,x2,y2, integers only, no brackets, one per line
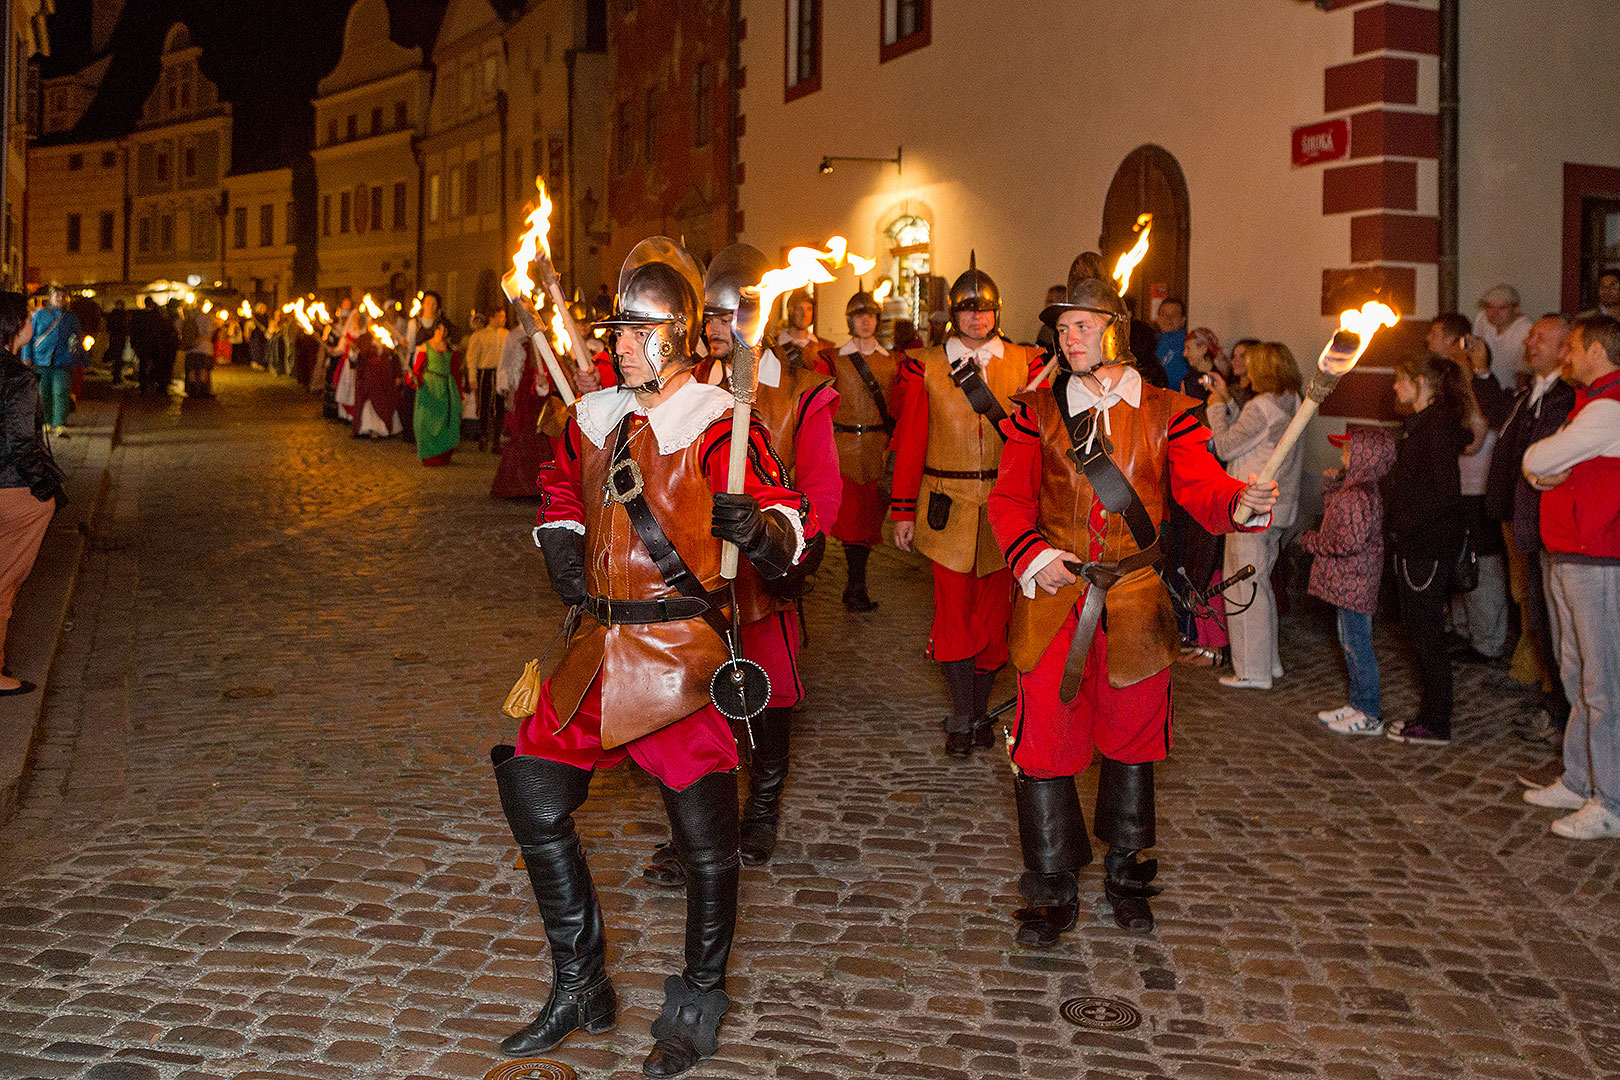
518,399,816,789
833,477,886,546
990,389,1256,777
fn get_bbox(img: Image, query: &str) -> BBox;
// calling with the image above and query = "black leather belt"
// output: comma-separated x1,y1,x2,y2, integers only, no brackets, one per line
835,422,888,434
584,588,731,627
924,466,998,480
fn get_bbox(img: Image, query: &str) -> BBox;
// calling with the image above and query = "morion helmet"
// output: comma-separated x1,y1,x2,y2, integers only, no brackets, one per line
845,286,882,334
947,250,1000,334
596,236,705,389
1040,253,1133,369
702,243,773,319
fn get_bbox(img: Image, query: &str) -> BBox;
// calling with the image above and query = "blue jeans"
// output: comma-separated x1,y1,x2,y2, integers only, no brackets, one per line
1336,607,1381,719
37,366,72,428
1547,560,1620,815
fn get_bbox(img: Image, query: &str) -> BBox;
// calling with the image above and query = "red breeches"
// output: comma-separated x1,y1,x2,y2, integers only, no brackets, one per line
929,563,1012,669
832,478,886,547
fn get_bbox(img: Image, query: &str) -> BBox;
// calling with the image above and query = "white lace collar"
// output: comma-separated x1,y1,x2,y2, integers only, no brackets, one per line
838,338,889,357
1063,366,1143,453
945,335,1004,367
574,377,735,454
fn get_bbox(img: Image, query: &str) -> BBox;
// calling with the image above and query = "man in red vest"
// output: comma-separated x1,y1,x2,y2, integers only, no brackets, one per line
1520,313,1620,840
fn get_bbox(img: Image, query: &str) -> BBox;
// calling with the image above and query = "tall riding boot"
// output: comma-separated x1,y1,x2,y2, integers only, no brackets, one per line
942,658,977,758
1012,774,1093,948
842,543,878,612
644,771,740,1078
973,666,1000,749
490,746,616,1055
739,707,792,865
1095,757,1162,935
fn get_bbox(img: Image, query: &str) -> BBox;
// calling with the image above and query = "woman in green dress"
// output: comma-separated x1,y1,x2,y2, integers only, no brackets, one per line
408,321,464,466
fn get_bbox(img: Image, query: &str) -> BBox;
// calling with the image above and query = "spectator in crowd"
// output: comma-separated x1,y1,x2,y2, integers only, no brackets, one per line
1490,316,1577,761
104,300,129,385
19,285,82,438
1206,342,1305,690
1384,351,1475,746
1305,426,1396,736
1581,269,1619,320
248,303,269,371
1172,327,1234,666
1449,333,1512,663
1035,285,1065,355
1180,327,1226,398
1519,314,1620,838
1473,284,1533,389
0,292,65,697
1155,298,1187,391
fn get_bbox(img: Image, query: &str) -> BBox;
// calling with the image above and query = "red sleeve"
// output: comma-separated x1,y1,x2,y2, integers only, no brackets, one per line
888,358,929,522
793,383,842,526
988,402,1054,578
593,350,617,388
410,346,427,383
810,347,835,377
537,419,585,529
1166,405,1260,534
700,418,823,542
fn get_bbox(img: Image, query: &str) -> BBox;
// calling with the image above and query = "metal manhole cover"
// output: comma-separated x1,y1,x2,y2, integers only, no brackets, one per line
482,1061,576,1080
1061,996,1142,1031
394,650,428,664
223,686,275,700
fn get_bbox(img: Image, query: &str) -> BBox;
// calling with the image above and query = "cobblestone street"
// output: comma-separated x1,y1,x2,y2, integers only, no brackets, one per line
1,367,1618,1080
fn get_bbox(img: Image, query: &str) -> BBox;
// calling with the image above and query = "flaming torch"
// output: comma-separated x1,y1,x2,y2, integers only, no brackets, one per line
502,179,587,405
1232,300,1400,526
873,279,893,304
720,237,867,578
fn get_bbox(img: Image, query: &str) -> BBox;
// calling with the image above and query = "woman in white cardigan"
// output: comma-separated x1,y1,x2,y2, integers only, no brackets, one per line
1205,341,1306,689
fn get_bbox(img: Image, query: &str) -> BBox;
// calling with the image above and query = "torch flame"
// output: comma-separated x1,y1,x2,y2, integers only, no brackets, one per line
201,300,212,313
370,321,396,349
82,335,95,351
238,300,252,319
409,292,423,319
550,304,572,356
1320,301,1401,376
310,301,331,325
1112,213,1153,297
502,177,555,302
361,294,384,320
873,280,893,304
281,299,315,334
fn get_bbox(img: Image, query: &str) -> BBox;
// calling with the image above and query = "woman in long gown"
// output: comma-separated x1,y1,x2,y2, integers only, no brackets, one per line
489,333,550,497
350,312,404,438
409,321,462,466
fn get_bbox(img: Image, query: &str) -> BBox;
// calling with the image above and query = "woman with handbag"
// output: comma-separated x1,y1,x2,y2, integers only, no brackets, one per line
0,292,66,696
1384,350,1477,746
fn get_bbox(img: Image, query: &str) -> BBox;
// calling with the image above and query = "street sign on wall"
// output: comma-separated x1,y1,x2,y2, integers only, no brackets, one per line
1292,118,1350,167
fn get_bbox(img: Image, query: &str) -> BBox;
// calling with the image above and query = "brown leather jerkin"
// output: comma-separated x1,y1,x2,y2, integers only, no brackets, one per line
1005,386,1193,688
829,347,902,485
546,415,733,749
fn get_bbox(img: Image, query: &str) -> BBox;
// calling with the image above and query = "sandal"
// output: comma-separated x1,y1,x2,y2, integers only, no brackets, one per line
1177,647,1220,667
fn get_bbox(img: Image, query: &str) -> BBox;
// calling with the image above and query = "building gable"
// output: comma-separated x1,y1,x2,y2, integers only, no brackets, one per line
318,0,425,100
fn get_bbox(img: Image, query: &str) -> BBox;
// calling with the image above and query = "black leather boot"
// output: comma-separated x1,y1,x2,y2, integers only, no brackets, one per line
642,841,685,888
973,666,1000,749
1096,757,1162,935
942,659,977,757
1012,774,1092,948
643,772,739,1077
491,746,617,1055
739,707,792,865
842,543,878,612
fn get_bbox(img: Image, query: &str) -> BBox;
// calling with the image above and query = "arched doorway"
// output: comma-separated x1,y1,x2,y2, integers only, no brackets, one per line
881,211,932,345
1100,145,1190,321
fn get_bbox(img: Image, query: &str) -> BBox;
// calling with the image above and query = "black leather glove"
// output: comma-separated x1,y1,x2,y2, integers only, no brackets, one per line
537,526,587,607
712,492,792,579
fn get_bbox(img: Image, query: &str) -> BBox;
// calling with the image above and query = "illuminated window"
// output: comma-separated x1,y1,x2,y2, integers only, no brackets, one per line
883,213,932,332
428,172,441,223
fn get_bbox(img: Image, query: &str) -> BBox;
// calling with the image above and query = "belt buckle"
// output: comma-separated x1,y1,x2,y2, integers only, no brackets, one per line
605,458,645,505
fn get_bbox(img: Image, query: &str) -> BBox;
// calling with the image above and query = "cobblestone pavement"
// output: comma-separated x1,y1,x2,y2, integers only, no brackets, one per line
1,367,1618,1080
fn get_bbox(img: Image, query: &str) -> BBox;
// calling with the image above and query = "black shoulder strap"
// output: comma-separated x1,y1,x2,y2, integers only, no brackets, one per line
845,351,895,433
1052,374,1157,552
950,352,1010,439
603,415,732,639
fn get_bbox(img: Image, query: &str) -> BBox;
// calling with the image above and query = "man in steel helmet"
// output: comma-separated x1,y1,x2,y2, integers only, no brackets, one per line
488,238,824,1077
889,253,1044,758
828,286,906,611
986,259,1278,946
774,285,836,369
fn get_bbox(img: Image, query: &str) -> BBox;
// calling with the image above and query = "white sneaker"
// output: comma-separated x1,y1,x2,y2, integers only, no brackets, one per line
1328,710,1384,736
1317,705,1358,725
1220,674,1272,690
1523,782,1586,810
1550,801,1620,839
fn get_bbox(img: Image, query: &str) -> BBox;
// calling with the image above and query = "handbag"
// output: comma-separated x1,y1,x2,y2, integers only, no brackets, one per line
1452,528,1479,593
501,658,544,719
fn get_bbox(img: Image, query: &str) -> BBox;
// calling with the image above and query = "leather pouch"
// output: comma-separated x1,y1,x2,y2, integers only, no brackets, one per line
926,490,953,531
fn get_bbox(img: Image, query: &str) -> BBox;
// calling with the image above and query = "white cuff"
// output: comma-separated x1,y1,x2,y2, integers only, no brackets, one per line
767,507,808,564
539,519,586,536
1019,548,1063,598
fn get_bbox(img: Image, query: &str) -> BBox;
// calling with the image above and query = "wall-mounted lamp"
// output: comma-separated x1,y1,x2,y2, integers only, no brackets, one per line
818,146,903,176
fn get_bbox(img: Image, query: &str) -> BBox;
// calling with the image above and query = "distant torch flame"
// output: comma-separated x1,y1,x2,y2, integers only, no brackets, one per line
201,300,212,313
1320,301,1400,376
310,301,331,325
550,304,572,356
502,177,555,302
281,299,314,334
361,294,384,320
82,335,95,351
409,292,422,319
1112,213,1153,297
873,280,893,304
238,300,252,319
371,321,396,349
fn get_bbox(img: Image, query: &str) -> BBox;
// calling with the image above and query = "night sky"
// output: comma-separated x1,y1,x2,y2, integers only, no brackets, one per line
44,0,451,173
